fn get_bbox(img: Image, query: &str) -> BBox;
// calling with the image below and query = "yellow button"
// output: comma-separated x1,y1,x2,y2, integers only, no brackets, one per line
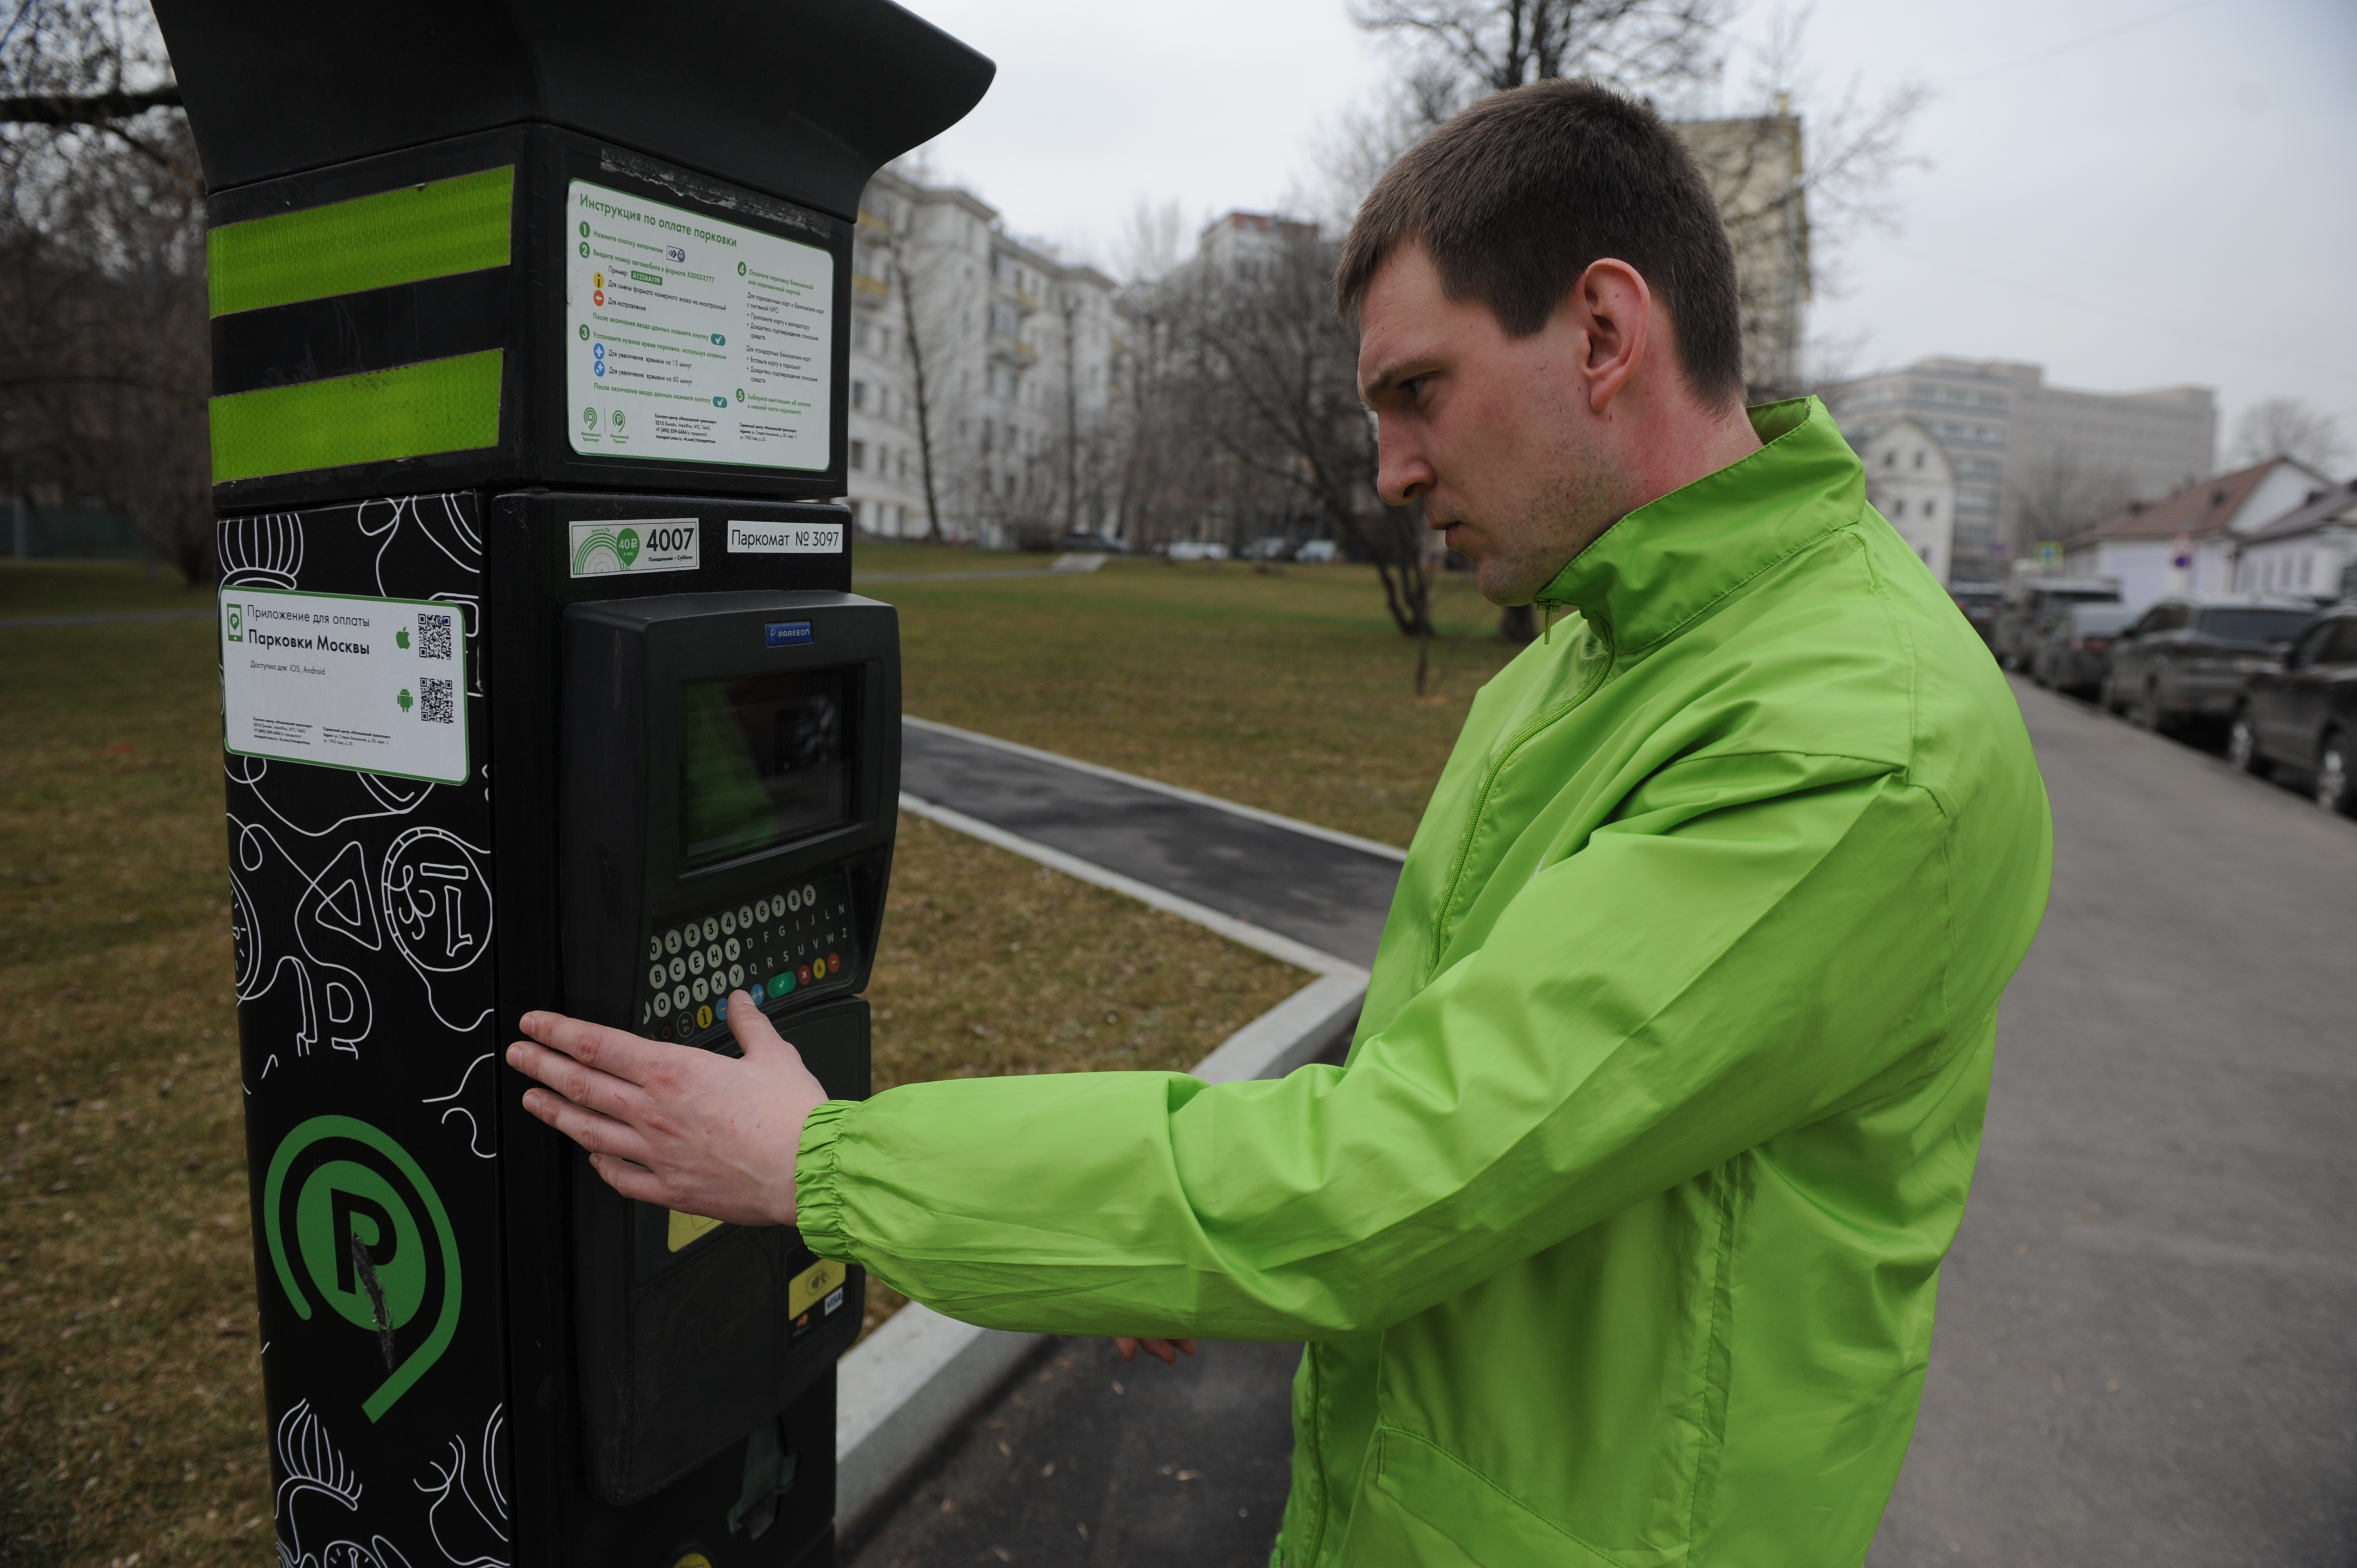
667,1210,724,1252
789,1257,847,1318
696,1003,713,1029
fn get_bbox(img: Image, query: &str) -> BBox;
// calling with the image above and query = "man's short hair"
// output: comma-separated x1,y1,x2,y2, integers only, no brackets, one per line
1336,78,1746,410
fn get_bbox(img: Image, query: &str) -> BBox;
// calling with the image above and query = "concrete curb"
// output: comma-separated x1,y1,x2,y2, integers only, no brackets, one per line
834,804,1369,1536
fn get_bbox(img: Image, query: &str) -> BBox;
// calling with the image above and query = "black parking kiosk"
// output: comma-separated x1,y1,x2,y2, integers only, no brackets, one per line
150,7,990,1566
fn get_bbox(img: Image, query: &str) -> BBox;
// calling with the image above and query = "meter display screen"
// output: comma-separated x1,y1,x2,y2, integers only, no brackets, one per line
678,668,853,868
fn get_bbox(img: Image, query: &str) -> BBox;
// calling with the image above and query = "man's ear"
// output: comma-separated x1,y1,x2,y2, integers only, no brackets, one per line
1569,259,1651,415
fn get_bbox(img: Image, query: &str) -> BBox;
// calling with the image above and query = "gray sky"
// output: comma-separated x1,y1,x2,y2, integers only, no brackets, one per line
898,0,2357,473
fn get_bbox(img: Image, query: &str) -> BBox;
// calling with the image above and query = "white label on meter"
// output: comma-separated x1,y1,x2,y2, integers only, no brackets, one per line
727,519,842,555
567,518,700,579
567,179,833,472
219,588,469,785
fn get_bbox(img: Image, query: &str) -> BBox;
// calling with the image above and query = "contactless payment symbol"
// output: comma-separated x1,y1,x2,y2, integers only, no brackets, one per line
264,1116,460,1422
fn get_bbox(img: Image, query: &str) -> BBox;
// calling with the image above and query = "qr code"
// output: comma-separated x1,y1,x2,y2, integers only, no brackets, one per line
419,677,454,725
416,612,454,661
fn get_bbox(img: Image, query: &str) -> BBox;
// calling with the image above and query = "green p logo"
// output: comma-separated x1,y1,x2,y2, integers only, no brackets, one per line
265,1117,459,1421
225,602,243,643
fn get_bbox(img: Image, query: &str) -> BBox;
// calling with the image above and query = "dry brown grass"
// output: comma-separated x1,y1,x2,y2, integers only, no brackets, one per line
0,566,1308,1567
855,544,1521,848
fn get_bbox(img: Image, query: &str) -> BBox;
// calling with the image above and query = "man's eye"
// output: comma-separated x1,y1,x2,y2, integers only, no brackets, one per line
1400,375,1429,401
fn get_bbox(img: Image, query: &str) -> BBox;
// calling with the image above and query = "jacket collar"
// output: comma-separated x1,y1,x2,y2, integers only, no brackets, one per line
1533,395,1865,654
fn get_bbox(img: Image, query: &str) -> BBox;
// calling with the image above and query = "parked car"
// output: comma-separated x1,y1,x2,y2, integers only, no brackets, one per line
1162,539,1231,562
2099,594,2318,735
2030,602,2140,697
1993,577,2121,669
1054,532,1128,555
1294,539,1339,564
1243,535,1293,561
2227,602,2357,816
1948,582,2005,647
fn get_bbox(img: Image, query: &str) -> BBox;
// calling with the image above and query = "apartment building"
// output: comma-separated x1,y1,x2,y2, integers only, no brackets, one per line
846,168,1127,545
1677,112,1808,400
1824,357,2216,582
1853,415,1959,583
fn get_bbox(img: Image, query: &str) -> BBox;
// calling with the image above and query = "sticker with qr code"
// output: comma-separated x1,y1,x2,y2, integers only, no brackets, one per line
219,586,469,784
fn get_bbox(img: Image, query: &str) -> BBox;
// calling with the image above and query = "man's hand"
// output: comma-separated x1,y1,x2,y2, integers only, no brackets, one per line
1113,1338,1197,1366
506,993,830,1226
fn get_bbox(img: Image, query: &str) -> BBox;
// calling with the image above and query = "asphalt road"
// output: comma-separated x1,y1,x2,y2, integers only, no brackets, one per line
1870,678,2357,1565
857,679,2357,1565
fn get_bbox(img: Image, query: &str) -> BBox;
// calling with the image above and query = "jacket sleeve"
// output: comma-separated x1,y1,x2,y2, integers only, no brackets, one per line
794,750,1972,1341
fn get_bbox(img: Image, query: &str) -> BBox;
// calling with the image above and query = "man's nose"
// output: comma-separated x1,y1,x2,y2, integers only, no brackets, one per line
1376,420,1434,507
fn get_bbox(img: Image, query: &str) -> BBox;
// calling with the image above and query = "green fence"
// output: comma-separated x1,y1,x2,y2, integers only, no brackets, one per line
6,504,147,560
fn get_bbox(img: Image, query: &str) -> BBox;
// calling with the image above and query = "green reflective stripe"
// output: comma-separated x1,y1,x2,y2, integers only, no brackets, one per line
207,166,514,317
209,351,503,483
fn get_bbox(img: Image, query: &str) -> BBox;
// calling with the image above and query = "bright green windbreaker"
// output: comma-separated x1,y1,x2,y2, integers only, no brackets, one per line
796,396,2053,1566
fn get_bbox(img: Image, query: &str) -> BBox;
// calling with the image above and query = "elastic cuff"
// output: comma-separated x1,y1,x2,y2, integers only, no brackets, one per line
793,1098,859,1259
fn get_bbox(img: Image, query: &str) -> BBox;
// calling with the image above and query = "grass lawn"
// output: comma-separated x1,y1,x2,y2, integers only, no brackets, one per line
0,563,1305,1568
852,541,1522,848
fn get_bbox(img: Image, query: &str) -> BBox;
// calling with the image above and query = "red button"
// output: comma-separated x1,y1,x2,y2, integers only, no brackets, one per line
827,952,840,969
797,964,812,986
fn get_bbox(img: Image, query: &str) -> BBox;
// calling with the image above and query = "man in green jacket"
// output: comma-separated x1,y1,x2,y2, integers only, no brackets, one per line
509,80,2051,1565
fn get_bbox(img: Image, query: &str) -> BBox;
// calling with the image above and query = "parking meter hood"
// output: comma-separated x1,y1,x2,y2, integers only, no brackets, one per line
149,0,994,214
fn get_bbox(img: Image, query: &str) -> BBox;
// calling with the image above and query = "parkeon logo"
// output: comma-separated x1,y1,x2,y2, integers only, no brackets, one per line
264,1116,460,1421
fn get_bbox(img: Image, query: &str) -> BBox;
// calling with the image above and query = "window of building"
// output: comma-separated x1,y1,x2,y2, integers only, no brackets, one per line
852,316,869,350
1892,498,1907,518
1925,499,1937,518
852,380,868,410
1913,449,1926,470
850,440,865,470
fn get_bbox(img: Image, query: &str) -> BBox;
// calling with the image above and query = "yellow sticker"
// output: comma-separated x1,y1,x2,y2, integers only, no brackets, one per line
788,1257,847,1318
667,1210,724,1252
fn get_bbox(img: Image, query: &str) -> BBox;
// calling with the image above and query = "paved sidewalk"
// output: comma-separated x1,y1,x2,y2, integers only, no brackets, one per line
899,719,1402,968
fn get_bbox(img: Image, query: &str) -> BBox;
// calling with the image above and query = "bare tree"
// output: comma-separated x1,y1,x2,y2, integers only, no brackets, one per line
1350,0,1732,99
2231,397,2350,476
0,0,212,580
2009,447,2134,549
1174,226,1441,676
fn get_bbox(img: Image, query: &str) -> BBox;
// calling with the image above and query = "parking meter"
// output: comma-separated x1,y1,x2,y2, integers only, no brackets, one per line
153,6,991,1566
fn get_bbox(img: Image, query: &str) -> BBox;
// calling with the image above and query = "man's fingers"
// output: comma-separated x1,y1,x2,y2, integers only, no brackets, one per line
1110,1337,1196,1366
507,1039,645,1123
588,1151,671,1205
725,993,801,1062
519,1086,657,1167
519,1010,671,1087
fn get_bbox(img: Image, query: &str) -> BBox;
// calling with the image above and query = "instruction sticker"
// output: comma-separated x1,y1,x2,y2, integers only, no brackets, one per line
568,517,700,579
567,179,833,472
220,589,469,785
727,519,842,555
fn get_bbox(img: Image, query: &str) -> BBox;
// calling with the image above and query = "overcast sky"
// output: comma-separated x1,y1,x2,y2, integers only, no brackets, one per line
894,0,2357,472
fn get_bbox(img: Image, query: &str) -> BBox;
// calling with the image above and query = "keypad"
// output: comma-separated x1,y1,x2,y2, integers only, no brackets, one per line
636,869,858,1045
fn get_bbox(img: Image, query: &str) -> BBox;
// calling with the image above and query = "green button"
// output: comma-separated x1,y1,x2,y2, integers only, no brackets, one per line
769,971,795,997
